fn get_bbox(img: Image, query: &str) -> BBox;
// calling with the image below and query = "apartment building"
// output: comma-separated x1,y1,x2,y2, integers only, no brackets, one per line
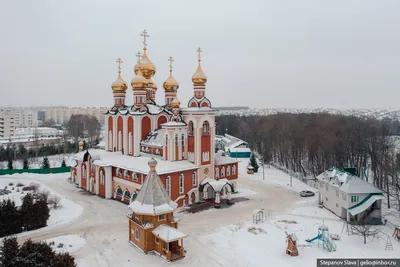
46,106,108,125
0,111,15,138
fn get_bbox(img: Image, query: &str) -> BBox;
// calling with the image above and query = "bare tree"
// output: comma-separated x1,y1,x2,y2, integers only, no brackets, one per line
41,118,56,128
350,219,381,244
47,195,61,209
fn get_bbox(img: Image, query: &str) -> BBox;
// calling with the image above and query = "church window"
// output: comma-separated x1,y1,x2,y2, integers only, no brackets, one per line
227,166,231,176
221,167,225,177
116,168,122,177
135,229,140,241
179,174,184,194
100,170,105,185
232,165,236,175
128,132,132,154
118,131,122,151
181,134,185,146
165,135,168,147
124,170,130,179
108,131,112,150
192,172,196,186
202,121,210,136
166,176,171,196
188,121,194,136
133,172,138,182
175,134,178,146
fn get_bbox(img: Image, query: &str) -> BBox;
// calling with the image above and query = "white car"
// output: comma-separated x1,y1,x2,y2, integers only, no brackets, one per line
300,190,315,197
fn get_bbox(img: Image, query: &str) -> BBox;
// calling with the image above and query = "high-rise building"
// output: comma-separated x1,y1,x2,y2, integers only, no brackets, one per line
0,111,15,138
46,106,108,125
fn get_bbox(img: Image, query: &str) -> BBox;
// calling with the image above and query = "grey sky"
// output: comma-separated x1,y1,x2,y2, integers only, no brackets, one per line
0,0,399,109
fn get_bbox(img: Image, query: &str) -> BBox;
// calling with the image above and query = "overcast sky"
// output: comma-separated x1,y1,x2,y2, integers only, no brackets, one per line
0,0,399,109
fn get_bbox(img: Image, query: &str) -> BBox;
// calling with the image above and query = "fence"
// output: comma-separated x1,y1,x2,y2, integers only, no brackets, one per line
269,162,318,189
0,166,71,176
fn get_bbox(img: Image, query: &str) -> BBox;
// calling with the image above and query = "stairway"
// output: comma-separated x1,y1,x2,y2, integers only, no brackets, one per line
321,235,336,252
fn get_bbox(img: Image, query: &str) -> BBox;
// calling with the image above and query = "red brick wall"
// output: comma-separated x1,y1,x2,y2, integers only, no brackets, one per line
159,169,197,204
108,116,113,152
141,116,151,141
157,115,167,129
201,135,211,165
99,167,106,197
128,117,134,155
215,162,238,180
188,136,194,153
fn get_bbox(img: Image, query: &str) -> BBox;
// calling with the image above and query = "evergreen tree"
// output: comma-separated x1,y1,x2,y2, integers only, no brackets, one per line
33,193,50,228
42,157,50,169
0,199,21,237
51,253,77,267
249,153,259,173
0,237,20,267
18,239,54,267
20,193,35,231
7,158,13,170
23,158,29,169
61,159,66,167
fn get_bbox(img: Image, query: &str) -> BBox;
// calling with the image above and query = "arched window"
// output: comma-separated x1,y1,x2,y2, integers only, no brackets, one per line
128,132,132,154
232,165,236,175
108,130,112,150
221,167,225,177
82,165,87,178
91,160,95,170
179,174,184,194
116,168,122,177
181,134,185,146
202,121,210,136
215,167,219,178
188,121,194,136
124,170,130,179
100,170,105,185
175,134,178,146
166,176,171,196
192,172,196,186
133,172,138,182
227,166,231,176
165,134,168,147
118,131,122,151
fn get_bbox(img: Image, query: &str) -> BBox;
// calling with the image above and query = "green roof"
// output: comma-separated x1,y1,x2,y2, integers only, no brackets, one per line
348,193,384,210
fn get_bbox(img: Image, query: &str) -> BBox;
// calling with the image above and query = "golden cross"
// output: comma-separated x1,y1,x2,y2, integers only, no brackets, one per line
168,56,174,72
136,51,142,63
140,30,150,49
197,47,203,62
116,57,123,73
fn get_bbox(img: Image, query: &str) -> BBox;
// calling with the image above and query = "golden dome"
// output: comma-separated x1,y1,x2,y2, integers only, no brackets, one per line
163,72,179,93
170,97,180,109
131,69,148,89
151,79,158,91
192,61,207,86
111,73,128,93
134,49,156,79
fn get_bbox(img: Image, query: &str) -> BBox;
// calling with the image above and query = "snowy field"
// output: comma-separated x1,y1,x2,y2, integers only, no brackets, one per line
0,153,75,169
45,235,86,254
0,174,83,237
1,158,399,267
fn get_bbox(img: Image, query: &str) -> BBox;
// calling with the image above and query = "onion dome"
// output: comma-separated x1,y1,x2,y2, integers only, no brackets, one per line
111,73,128,93
163,72,179,93
134,49,156,79
131,69,148,89
192,48,207,86
170,97,181,109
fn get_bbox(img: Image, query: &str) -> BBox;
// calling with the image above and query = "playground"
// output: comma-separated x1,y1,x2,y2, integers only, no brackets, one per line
200,205,400,267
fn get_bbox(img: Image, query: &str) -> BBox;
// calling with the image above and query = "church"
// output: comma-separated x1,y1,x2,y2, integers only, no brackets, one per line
71,30,238,208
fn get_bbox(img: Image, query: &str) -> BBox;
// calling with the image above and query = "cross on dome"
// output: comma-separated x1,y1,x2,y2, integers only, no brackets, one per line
168,56,174,72
116,57,123,74
136,51,142,63
197,47,203,62
140,30,150,50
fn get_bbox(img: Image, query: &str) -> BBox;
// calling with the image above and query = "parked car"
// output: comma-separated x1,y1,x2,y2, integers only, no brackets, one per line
300,190,315,197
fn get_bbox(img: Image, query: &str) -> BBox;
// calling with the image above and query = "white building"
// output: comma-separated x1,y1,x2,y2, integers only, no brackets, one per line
46,106,108,125
215,134,251,158
316,168,384,224
0,111,15,138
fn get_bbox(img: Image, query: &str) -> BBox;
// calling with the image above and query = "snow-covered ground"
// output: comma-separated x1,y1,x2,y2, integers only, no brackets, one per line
45,235,86,254
0,153,75,169
2,158,398,267
0,174,83,237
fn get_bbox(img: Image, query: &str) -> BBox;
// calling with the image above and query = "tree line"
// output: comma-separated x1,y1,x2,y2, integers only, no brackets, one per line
216,113,400,209
0,237,76,267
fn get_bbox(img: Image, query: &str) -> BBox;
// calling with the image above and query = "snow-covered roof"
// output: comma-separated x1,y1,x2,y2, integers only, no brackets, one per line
161,121,186,127
348,194,385,216
146,104,163,114
316,168,382,194
228,147,251,153
76,150,198,174
128,158,178,215
200,178,233,192
141,129,163,148
152,224,187,242
214,154,238,165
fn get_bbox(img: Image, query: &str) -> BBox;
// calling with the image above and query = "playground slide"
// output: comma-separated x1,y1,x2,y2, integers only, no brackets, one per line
305,235,321,243
322,236,337,252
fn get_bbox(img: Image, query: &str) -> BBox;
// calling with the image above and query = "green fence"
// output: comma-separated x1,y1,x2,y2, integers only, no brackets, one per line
0,166,71,176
